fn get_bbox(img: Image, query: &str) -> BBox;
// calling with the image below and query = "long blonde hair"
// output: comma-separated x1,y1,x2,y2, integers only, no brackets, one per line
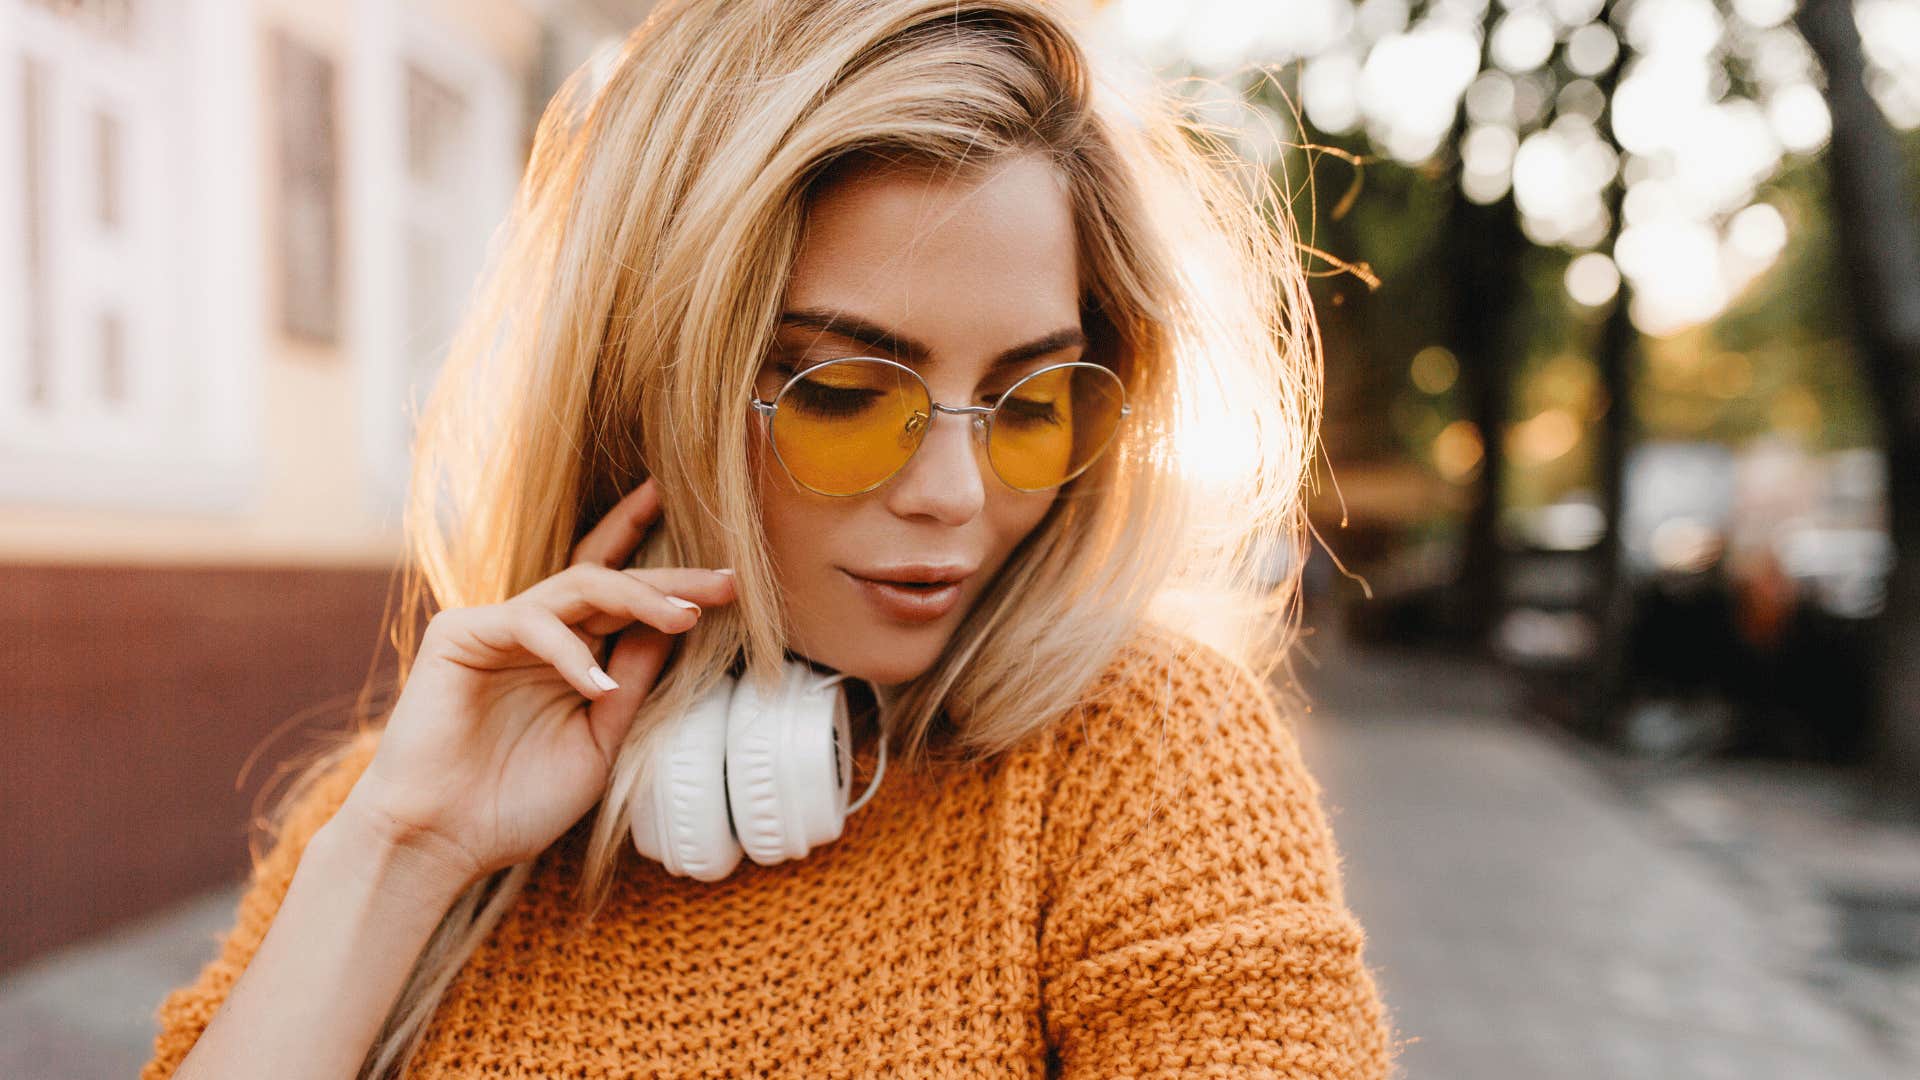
277,1,1321,1073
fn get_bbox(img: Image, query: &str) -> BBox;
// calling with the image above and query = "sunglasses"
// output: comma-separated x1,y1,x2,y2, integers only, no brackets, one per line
750,356,1131,497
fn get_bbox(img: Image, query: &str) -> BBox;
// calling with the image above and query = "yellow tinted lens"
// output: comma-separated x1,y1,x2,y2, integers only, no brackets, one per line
769,359,930,495
987,364,1125,491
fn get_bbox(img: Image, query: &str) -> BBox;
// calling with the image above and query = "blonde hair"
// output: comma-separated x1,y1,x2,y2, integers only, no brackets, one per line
275,1,1322,1073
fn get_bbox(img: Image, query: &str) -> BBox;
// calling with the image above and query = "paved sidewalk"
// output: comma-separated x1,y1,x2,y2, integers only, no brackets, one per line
0,885,239,1078
1292,633,1918,1080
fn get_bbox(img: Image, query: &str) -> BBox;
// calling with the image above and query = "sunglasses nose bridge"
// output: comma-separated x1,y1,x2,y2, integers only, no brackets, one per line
925,401,992,443
906,404,992,480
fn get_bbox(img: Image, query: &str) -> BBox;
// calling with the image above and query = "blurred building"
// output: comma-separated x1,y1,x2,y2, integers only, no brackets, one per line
1,0,651,972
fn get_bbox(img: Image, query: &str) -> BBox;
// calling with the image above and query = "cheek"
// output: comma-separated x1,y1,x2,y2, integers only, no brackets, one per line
751,434,795,560
751,430,832,581
990,488,1059,554
749,429,788,567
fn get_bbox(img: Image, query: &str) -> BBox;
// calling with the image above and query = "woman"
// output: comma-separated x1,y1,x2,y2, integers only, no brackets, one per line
145,0,1398,1076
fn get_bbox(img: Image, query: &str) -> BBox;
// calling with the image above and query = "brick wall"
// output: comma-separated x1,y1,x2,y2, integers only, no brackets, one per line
1,564,405,973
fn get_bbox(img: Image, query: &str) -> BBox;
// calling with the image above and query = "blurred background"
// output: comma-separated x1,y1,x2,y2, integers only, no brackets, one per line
3,0,1918,1076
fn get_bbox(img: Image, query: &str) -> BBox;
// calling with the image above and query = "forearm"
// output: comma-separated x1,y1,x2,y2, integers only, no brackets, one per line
173,799,473,1080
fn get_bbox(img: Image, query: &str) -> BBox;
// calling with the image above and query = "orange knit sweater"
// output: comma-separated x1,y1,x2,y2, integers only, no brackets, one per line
142,625,1399,1078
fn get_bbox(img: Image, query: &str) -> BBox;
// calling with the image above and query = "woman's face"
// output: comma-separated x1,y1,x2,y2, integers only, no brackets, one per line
752,153,1084,687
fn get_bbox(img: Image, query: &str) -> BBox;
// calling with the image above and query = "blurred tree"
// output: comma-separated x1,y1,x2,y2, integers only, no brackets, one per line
1796,0,1920,818
1709,153,1877,450
1584,0,1640,747
1123,0,1913,771
1241,0,1877,744
1437,0,1530,648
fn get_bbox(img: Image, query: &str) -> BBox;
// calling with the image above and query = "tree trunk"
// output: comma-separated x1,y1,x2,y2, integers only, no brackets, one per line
1584,249,1637,743
1443,187,1525,644
1797,0,1920,820
1439,0,1527,647
1579,0,1640,744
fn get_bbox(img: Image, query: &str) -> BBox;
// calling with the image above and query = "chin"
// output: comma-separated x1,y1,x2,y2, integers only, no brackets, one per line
847,654,939,690
796,622,954,689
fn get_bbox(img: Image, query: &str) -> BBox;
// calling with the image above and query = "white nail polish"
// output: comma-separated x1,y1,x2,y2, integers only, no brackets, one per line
666,596,700,611
588,665,619,692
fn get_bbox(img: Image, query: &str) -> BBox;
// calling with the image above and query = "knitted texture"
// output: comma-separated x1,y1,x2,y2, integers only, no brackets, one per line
143,624,1399,1078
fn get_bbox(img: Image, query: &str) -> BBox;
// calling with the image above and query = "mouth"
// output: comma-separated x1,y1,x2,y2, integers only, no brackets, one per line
843,563,978,586
840,564,976,623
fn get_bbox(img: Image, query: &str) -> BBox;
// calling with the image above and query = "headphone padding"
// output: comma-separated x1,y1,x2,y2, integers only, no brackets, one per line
628,676,743,881
726,663,853,866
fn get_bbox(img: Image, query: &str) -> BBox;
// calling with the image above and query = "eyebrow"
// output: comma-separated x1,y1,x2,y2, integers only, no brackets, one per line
777,307,1087,373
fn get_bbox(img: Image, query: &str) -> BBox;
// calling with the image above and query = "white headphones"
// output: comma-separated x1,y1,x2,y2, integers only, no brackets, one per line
627,658,888,882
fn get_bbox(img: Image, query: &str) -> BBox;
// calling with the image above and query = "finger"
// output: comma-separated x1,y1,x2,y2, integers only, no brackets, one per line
525,564,736,635
571,477,662,569
621,566,739,605
528,565,702,636
570,568,738,635
585,625,673,764
451,603,619,700
570,622,607,666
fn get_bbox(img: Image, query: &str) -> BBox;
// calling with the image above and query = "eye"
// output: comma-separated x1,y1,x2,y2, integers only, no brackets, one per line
989,391,1064,429
985,361,1087,426
787,379,886,418
767,357,844,381
760,357,833,392
772,360,902,420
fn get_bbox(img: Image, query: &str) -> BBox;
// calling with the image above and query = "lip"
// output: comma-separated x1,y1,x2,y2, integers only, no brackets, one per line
843,562,978,584
841,566,972,623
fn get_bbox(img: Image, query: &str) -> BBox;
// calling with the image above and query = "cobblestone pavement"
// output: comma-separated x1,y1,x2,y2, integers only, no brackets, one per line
6,626,1916,1079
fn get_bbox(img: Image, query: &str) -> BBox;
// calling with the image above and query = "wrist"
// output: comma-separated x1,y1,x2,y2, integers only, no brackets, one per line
320,792,481,911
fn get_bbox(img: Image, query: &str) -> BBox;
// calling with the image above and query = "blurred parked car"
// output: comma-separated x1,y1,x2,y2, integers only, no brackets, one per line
1497,440,1887,763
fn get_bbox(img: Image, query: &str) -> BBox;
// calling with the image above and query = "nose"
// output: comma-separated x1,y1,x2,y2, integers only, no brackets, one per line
882,407,987,525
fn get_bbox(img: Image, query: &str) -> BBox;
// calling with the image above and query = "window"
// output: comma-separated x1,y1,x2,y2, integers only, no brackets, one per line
1,0,260,508
351,6,522,514
269,29,340,345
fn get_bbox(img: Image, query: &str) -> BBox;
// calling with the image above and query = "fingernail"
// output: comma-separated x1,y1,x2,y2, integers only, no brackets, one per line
588,665,619,692
713,568,735,576
666,596,700,611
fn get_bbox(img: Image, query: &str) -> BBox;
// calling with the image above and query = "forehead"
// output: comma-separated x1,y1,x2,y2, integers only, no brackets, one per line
782,155,1082,355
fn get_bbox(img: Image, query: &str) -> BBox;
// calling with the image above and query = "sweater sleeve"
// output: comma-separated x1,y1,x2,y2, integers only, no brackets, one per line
1037,629,1399,1079
140,730,383,1080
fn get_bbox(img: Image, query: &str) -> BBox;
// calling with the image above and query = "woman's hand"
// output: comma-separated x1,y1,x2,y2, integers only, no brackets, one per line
338,477,734,891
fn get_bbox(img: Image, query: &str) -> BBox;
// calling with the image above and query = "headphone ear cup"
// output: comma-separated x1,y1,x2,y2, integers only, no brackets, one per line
629,676,744,882
726,661,857,867
724,666,791,865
